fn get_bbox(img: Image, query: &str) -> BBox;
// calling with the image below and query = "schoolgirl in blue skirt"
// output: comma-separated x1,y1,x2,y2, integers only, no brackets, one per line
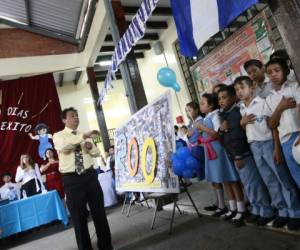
195,94,244,224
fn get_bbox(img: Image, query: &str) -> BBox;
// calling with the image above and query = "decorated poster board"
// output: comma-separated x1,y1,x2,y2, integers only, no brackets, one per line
191,11,274,94
114,92,179,193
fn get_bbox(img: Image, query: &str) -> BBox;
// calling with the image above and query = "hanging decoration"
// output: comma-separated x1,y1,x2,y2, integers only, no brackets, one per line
98,0,159,104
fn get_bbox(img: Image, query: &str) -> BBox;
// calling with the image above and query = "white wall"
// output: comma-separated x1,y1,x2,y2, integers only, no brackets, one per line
137,20,191,123
56,82,92,132
57,19,192,133
100,80,131,129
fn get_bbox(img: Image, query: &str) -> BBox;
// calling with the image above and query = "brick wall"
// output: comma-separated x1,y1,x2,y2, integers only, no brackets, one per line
0,28,78,58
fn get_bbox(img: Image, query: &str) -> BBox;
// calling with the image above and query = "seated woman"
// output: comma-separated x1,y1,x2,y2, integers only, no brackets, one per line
40,149,65,199
15,154,46,198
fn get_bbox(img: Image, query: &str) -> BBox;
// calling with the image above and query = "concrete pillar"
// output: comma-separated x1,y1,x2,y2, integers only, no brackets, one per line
268,0,300,80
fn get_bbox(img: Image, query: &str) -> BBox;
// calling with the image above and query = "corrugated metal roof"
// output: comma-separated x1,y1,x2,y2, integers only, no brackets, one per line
0,0,28,24
0,0,86,39
30,0,83,36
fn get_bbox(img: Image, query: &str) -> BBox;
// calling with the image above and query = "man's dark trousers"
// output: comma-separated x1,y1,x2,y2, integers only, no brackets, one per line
62,168,112,250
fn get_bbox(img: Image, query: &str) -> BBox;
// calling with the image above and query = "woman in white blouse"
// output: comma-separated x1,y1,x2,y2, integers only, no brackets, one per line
15,154,46,198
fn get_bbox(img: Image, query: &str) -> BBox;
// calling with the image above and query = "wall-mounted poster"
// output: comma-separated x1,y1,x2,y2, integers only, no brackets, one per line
114,92,179,193
191,11,274,94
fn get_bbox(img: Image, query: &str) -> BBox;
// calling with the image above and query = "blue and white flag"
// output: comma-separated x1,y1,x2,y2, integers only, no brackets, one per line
170,0,258,57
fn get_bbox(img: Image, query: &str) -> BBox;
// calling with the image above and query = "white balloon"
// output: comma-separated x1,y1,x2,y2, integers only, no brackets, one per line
292,136,300,165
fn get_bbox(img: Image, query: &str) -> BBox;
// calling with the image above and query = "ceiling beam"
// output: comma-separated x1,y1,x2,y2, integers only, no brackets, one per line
96,52,144,62
59,73,64,87
126,21,168,29
96,74,122,82
123,6,172,16
78,0,97,51
100,43,151,52
74,71,82,85
24,0,31,25
104,32,159,42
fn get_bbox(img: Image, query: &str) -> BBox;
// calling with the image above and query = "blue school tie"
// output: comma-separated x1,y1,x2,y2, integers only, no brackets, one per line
72,131,85,175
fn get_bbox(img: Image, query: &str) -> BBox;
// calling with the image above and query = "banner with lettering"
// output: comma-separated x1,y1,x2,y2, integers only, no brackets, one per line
98,0,159,104
114,92,180,193
0,74,63,179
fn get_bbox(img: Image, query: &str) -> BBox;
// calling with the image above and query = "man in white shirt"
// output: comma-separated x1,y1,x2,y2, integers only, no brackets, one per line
0,172,20,200
53,107,112,250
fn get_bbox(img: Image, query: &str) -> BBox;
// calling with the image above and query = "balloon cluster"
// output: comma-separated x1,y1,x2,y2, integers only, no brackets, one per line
171,147,200,178
157,67,181,92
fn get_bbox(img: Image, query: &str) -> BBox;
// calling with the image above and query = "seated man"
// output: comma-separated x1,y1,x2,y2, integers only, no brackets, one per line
0,172,20,200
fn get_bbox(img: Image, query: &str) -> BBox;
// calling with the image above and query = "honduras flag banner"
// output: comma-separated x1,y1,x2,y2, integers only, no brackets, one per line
170,0,258,57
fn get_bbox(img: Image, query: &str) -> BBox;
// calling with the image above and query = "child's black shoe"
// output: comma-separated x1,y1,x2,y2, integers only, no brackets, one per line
212,207,228,217
245,214,260,224
256,216,274,226
204,204,218,211
232,212,245,227
287,218,300,231
272,217,289,228
221,210,237,221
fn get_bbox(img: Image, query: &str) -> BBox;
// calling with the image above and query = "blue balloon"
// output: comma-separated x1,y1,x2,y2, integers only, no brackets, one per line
157,67,181,93
185,156,199,171
182,169,194,178
176,140,186,150
171,153,178,162
190,146,205,162
176,147,191,159
172,158,186,175
172,82,181,92
157,67,177,87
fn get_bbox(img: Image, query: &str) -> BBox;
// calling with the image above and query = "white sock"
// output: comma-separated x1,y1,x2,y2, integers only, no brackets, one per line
237,201,245,213
232,212,243,220
225,211,233,216
216,189,225,209
229,200,237,211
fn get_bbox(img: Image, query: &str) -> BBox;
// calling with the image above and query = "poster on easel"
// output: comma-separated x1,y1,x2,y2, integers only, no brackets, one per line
115,91,179,193
191,10,274,94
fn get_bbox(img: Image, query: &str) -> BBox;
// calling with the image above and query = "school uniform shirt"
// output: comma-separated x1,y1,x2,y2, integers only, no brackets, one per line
254,77,273,99
288,69,297,83
240,96,272,142
219,104,251,160
0,182,20,200
188,116,204,145
15,163,46,192
207,110,221,131
263,81,300,143
53,127,100,173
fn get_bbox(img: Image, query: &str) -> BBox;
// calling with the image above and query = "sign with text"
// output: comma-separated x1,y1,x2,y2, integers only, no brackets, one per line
115,92,179,193
191,11,274,94
0,74,63,178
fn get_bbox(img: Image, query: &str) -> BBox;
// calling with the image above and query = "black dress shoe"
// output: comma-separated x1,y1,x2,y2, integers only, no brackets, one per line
287,218,300,231
221,211,237,221
232,212,246,227
212,207,228,217
256,216,275,226
272,217,289,228
204,204,218,211
245,214,260,224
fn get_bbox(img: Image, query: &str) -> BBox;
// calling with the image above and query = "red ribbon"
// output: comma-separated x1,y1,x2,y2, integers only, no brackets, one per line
198,137,218,160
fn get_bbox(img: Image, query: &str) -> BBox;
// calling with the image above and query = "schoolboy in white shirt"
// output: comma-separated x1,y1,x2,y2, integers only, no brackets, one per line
235,76,300,230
